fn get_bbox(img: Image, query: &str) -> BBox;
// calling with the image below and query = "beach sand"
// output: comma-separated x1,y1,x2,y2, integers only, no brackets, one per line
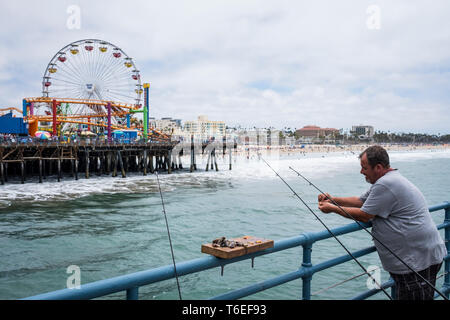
234,143,450,158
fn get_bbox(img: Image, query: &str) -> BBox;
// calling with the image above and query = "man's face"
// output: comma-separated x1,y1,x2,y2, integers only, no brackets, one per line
360,153,378,184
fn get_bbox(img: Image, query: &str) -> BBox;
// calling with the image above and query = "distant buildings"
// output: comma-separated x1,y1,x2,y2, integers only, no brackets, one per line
149,117,182,135
295,125,339,138
146,115,374,145
183,115,226,140
147,115,226,141
351,125,374,138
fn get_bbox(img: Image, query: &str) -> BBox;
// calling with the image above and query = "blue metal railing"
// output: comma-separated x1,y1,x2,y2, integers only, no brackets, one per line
24,202,450,300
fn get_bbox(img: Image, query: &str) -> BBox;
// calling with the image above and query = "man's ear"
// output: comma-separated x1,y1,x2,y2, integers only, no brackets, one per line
374,163,384,172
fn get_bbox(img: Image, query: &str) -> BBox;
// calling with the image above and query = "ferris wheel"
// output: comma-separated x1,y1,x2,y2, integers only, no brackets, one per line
42,39,142,106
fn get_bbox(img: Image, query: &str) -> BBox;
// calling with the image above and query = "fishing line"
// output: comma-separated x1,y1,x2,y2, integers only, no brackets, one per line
259,156,393,300
155,170,182,300
289,166,448,300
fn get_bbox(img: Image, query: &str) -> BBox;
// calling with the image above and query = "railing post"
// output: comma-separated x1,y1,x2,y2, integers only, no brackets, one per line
390,277,397,300
444,204,450,298
126,287,139,300
301,240,313,300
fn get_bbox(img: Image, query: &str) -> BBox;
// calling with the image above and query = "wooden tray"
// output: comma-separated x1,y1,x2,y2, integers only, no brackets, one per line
201,236,274,259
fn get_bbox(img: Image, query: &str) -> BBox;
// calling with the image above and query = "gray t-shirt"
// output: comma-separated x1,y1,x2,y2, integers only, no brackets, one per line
360,170,446,274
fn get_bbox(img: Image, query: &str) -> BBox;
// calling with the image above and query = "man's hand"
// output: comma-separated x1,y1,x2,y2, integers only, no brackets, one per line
318,193,332,203
319,202,375,223
318,201,336,214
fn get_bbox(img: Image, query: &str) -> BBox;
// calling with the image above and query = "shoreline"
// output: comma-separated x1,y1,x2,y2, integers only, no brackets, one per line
234,143,450,157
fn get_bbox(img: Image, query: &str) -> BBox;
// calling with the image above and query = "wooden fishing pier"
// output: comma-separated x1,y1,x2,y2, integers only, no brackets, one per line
0,140,237,184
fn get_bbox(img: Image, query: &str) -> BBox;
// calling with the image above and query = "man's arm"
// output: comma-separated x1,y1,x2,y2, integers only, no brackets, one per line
318,193,364,208
333,197,364,208
318,202,375,223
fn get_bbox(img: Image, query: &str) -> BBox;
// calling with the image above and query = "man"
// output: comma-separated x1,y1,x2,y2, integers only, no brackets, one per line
318,145,446,300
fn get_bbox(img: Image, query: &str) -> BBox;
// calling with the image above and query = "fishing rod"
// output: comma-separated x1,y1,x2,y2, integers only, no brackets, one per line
155,170,183,300
259,156,393,300
289,166,448,300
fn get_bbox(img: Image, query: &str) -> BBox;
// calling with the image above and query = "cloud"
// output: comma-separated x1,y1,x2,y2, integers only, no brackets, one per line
0,1,449,133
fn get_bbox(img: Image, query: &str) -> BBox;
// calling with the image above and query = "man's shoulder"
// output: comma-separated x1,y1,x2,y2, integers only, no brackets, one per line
372,170,409,196
377,169,423,200
377,170,403,185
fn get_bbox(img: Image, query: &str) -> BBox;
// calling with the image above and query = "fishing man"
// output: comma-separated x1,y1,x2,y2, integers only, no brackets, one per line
317,145,447,300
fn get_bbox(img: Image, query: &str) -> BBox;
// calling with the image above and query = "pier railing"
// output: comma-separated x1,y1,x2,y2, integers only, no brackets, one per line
23,202,450,300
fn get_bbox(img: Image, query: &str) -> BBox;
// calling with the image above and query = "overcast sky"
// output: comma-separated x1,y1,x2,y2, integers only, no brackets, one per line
0,1,449,134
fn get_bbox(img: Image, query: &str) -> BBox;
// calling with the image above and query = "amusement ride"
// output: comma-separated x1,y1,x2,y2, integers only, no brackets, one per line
19,39,168,141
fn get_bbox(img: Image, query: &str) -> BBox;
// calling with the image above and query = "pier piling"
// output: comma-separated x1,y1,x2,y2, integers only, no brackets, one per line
206,152,211,171
39,158,43,183
118,151,126,178
85,150,90,179
0,162,4,185
214,149,218,171
168,151,172,174
57,158,61,182
20,161,25,184
143,150,147,176
112,151,118,177
150,155,154,173
75,158,79,180
229,147,232,170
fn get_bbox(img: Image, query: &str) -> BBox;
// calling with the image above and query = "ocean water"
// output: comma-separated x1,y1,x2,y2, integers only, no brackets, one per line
0,148,449,300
